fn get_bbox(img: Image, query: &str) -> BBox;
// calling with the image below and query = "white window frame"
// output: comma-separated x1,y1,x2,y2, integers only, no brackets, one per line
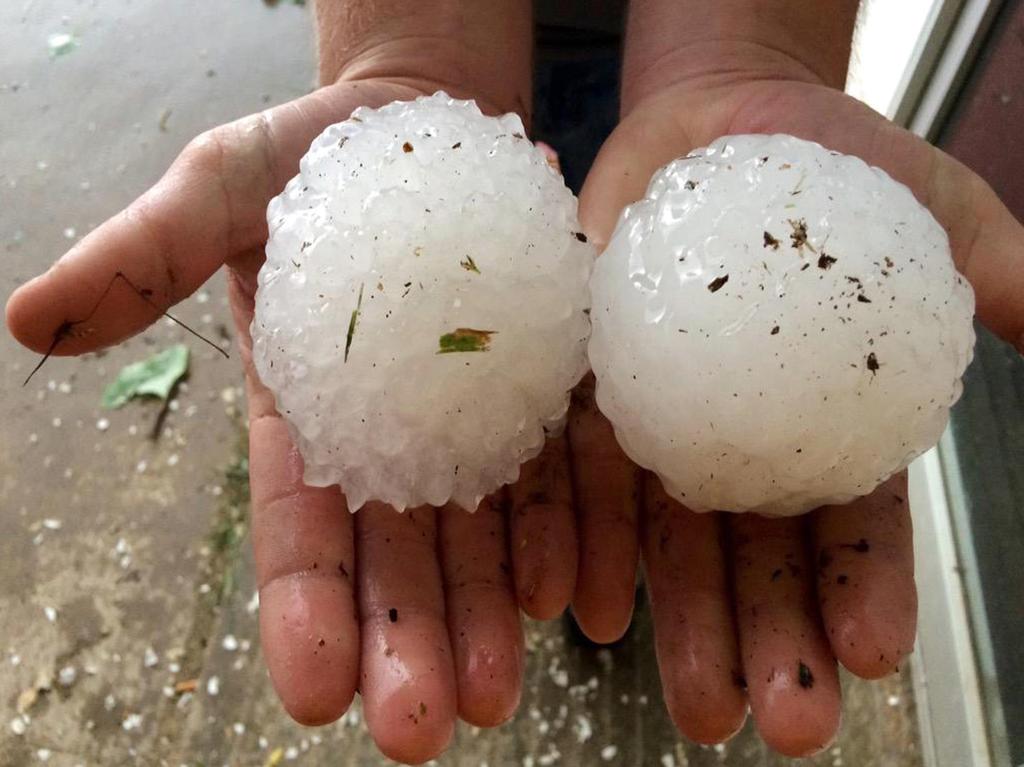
898,2,1011,765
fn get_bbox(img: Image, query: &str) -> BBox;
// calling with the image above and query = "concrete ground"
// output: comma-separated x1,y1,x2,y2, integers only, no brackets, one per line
0,1,922,765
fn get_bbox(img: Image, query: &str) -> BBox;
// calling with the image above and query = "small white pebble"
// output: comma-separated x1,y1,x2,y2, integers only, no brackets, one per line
206,675,220,696
168,662,181,674
714,743,725,754
537,745,561,766
573,714,592,744
37,748,51,762
28,433,38,444
10,717,26,735
887,694,900,707
43,606,57,623
199,583,211,594
660,755,675,767
42,518,62,530
258,736,269,749
167,453,180,467
58,381,72,394
103,694,116,711
600,745,618,761
79,180,91,191
143,647,159,668
222,634,239,652
285,746,299,760
136,460,147,474
232,722,246,735
58,665,77,687
63,227,76,240
96,418,110,432
52,417,62,428
162,686,175,698
36,160,49,171
122,713,143,731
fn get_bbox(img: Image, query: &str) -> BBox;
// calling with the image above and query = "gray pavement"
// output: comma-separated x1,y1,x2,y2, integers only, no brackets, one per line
0,1,922,765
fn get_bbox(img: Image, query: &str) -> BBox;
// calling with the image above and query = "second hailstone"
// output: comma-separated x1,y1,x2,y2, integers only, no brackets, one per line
589,134,975,516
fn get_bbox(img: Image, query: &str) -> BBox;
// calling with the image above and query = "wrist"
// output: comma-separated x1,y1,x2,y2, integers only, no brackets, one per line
315,2,531,122
621,40,834,117
332,39,527,121
621,0,858,116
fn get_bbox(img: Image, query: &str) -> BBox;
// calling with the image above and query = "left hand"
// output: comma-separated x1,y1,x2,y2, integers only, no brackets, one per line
578,61,1024,757
4,77,581,764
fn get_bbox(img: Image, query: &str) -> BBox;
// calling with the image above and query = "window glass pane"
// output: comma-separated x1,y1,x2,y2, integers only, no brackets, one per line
847,0,941,116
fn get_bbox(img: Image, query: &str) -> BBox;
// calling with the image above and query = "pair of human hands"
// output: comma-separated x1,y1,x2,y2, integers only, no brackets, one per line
8,49,1024,767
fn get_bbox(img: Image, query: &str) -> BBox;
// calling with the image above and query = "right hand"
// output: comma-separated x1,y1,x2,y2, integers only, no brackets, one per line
578,37,1024,757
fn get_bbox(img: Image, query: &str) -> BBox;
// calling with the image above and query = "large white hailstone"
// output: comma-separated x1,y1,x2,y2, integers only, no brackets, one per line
589,134,975,516
252,92,593,512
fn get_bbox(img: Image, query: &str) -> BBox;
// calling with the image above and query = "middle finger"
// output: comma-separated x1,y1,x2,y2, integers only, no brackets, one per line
731,513,841,758
439,495,524,727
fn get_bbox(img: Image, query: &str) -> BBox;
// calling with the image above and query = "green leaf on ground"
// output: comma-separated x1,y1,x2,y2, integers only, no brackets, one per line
101,344,190,409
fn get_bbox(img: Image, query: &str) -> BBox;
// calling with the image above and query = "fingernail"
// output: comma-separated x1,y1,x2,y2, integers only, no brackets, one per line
535,140,561,172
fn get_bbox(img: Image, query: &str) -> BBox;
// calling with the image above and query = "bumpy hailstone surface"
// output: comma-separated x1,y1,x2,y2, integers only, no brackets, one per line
252,92,593,512
589,134,975,516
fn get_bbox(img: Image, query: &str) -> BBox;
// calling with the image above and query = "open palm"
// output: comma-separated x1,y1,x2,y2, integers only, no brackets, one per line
4,79,605,764
579,77,1024,756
